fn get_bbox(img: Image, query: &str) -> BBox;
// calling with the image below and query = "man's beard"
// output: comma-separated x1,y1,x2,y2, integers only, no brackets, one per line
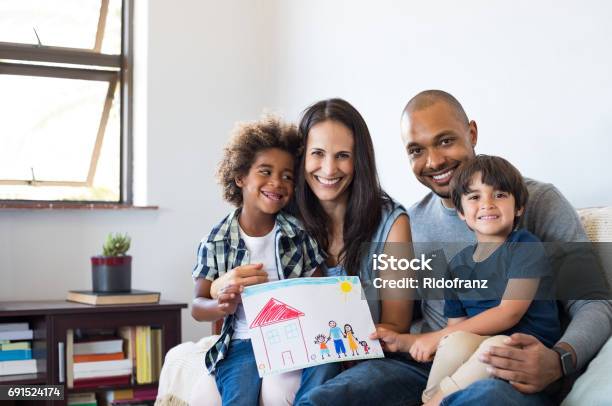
431,188,451,199
416,176,451,199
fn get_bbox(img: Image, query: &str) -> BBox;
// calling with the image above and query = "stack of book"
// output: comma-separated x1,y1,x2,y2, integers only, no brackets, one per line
106,388,157,405
67,330,132,389
119,326,163,384
0,322,36,376
68,392,97,406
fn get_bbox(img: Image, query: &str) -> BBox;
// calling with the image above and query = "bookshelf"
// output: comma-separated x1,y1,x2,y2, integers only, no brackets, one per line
0,300,187,405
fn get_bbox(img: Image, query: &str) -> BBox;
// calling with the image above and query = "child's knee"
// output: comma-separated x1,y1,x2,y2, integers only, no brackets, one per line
476,335,510,355
439,330,479,348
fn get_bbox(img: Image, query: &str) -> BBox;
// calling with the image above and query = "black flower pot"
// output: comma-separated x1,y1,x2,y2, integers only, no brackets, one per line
91,255,132,293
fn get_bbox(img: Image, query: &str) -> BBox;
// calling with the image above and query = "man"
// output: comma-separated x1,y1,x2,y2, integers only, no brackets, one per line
402,90,612,404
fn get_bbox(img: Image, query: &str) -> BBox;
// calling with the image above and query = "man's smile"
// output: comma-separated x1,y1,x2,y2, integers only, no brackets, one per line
424,164,459,185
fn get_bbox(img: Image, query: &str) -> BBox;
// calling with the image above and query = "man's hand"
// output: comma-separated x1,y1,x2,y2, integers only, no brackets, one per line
217,283,242,315
479,333,564,393
370,327,407,352
210,264,268,299
409,332,441,362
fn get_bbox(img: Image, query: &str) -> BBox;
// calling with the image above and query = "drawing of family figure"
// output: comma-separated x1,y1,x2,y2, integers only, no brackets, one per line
314,320,370,359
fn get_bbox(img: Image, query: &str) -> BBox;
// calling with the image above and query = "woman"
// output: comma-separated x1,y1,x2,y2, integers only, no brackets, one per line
192,98,414,405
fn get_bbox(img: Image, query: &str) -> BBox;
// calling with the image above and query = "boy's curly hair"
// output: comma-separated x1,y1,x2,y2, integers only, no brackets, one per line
217,115,302,207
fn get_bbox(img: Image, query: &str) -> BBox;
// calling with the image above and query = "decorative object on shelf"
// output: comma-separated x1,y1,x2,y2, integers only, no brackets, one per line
91,233,132,293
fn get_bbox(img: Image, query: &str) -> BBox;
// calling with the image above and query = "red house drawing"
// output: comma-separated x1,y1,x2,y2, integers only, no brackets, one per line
250,298,310,371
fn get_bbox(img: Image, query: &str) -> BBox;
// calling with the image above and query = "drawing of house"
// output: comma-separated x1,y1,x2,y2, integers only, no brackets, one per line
250,298,310,372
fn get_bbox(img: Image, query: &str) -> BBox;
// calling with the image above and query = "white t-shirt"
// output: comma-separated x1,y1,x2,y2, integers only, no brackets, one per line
232,225,279,339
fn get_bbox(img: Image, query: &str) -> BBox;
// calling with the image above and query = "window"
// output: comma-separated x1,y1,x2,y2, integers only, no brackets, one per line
284,324,299,340
0,0,131,204
266,329,281,345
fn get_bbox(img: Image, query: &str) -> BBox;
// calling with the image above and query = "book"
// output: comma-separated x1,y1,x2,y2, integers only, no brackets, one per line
0,359,37,375
74,368,133,380
150,328,162,381
118,326,136,375
0,341,31,351
74,359,132,374
74,352,124,363
0,330,33,341
73,374,130,389
105,389,157,405
68,392,97,406
0,322,29,332
0,349,32,361
105,389,134,402
74,339,124,355
67,329,74,388
67,290,160,306
135,326,152,384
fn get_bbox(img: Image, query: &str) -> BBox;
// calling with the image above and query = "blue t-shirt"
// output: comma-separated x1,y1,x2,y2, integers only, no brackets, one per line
444,229,561,347
329,326,343,340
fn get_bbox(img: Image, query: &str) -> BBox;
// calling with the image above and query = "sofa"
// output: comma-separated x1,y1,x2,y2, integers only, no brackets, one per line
155,207,612,406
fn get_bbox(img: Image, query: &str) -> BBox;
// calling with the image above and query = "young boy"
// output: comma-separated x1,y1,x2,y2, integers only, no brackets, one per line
373,155,561,406
190,116,327,405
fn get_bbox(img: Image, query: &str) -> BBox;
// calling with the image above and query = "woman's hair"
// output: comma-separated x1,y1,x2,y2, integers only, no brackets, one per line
450,154,529,219
296,98,388,276
216,115,301,207
344,324,353,332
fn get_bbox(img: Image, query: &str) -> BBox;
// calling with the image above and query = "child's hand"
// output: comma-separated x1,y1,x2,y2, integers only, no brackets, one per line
369,327,405,352
211,264,268,299
409,332,441,362
226,264,269,287
217,283,242,315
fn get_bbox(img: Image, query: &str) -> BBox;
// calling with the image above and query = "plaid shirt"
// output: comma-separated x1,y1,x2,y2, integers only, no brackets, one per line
192,208,325,373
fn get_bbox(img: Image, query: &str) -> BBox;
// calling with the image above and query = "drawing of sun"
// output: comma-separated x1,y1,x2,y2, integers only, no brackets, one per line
338,277,356,302
340,281,353,293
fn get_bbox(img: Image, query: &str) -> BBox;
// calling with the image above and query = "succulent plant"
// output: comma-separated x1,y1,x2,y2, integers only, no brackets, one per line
102,233,131,257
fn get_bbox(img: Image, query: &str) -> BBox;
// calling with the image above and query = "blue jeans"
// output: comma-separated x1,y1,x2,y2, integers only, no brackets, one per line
296,354,431,406
214,339,261,406
442,378,553,406
294,362,343,403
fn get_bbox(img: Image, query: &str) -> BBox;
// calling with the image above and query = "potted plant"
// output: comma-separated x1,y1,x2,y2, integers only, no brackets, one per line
91,233,132,293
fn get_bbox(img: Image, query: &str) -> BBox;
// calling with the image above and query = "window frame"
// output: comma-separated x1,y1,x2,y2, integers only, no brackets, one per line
0,0,133,206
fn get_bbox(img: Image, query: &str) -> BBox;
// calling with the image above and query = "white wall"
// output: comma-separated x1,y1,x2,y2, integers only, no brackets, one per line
0,0,276,342
2,0,611,343
269,0,612,209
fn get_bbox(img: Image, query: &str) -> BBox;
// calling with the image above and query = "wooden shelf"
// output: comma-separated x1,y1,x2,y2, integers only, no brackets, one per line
0,299,187,405
67,382,158,394
0,372,47,384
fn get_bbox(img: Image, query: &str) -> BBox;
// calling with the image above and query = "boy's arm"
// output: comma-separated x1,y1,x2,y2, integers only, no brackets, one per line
447,317,467,326
439,278,539,337
191,278,236,322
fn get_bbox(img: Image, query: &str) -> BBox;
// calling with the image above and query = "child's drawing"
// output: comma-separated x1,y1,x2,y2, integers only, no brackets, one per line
344,324,360,356
314,334,332,360
249,298,309,370
328,320,347,357
242,276,384,376
360,340,371,355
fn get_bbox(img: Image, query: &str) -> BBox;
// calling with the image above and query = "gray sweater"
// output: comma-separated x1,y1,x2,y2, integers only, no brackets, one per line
408,178,612,370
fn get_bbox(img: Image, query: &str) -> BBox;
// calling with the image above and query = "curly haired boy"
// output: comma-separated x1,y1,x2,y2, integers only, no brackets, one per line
190,116,336,405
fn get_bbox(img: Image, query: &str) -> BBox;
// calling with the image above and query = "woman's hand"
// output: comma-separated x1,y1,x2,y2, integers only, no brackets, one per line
210,264,268,299
409,332,442,362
